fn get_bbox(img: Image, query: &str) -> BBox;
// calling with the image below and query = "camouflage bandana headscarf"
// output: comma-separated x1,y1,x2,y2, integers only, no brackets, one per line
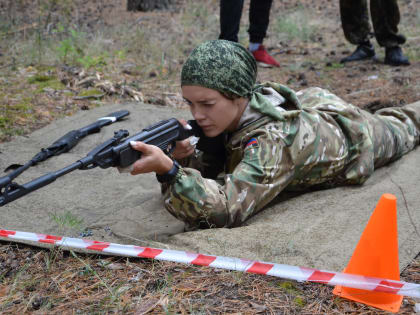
181,40,256,99
181,40,301,121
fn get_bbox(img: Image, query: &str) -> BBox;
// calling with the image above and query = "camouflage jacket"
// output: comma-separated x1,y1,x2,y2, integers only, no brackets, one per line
162,84,420,229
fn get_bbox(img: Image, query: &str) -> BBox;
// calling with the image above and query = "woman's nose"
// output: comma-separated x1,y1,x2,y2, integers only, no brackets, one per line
192,109,206,121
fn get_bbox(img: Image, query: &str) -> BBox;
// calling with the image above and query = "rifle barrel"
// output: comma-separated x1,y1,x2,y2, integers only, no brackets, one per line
0,160,85,206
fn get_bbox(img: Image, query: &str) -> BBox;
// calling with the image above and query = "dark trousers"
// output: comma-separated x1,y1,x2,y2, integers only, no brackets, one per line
339,0,406,48
219,0,273,43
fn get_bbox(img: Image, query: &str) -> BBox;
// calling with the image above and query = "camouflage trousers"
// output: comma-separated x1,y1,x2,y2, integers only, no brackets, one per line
297,88,420,185
368,102,420,168
339,0,406,47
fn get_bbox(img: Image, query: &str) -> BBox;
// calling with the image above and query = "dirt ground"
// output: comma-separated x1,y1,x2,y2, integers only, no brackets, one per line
0,0,419,313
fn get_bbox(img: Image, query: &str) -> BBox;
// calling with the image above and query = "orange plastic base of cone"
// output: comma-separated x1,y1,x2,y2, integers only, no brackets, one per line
333,283,403,313
333,193,403,313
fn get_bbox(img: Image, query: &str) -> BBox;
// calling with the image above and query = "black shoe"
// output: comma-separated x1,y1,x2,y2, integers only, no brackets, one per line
384,46,410,66
340,44,376,63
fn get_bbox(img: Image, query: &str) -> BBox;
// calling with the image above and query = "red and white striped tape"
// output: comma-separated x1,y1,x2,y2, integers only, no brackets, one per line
1,229,419,299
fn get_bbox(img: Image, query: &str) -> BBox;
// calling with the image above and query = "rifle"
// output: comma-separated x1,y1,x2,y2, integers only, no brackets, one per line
2,110,130,183
0,118,197,206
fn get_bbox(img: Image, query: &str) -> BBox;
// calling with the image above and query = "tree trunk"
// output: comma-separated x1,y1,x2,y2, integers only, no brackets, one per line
127,0,173,12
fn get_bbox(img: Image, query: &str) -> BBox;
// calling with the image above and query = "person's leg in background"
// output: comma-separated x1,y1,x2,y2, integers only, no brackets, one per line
219,0,244,43
248,0,279,67
219,0,279,67
339,0,376,63
370,0,410,66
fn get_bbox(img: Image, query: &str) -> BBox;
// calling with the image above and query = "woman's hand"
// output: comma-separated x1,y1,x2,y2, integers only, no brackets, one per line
171,119,196,160
129,141,173,175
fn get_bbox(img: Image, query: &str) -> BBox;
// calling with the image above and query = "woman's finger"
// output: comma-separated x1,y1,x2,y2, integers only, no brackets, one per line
130,141,149,153
186,146,195,155
178,138,191,148
178,119,188,127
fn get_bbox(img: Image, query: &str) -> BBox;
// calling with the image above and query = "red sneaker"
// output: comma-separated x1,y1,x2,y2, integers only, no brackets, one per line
251,45,280,68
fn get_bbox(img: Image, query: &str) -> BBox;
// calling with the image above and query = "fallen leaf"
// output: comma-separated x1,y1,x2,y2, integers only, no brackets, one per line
0,286,9,297
134,298,160,315
105,263,125,270
249,302,267,313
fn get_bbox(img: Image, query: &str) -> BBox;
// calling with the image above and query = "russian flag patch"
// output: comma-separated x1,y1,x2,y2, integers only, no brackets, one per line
245,138,258,148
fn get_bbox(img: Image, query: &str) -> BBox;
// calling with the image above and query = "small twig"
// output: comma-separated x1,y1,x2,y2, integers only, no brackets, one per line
114,232,172,249
52,293,108,311
388,172,420,239
69,250,115,297
3,23,38,35
73,94,105,100
346,87,383,97
0,63,13,69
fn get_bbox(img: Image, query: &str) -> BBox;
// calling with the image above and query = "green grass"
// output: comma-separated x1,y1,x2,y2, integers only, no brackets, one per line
417,9,420,28
0,96,35,139
0,115,11,129
77,88,104,97
0,0,220,83
399,8,420,62
27,74,53,83
325,62,344,70
405,47,420,62
27,74,66,93
274,7,319,42
277,281,307,307
49,211,84,231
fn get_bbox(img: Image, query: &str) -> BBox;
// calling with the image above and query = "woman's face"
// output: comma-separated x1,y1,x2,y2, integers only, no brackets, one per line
182,85,247,137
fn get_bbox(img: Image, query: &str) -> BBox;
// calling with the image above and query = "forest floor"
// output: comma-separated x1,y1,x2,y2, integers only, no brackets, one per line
0,0,419,313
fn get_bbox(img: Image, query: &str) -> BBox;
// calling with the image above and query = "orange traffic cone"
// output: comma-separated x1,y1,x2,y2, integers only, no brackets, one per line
333,193,403,313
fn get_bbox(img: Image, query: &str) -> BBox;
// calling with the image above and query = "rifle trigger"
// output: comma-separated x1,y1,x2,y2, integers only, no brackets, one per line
166,142,175,155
